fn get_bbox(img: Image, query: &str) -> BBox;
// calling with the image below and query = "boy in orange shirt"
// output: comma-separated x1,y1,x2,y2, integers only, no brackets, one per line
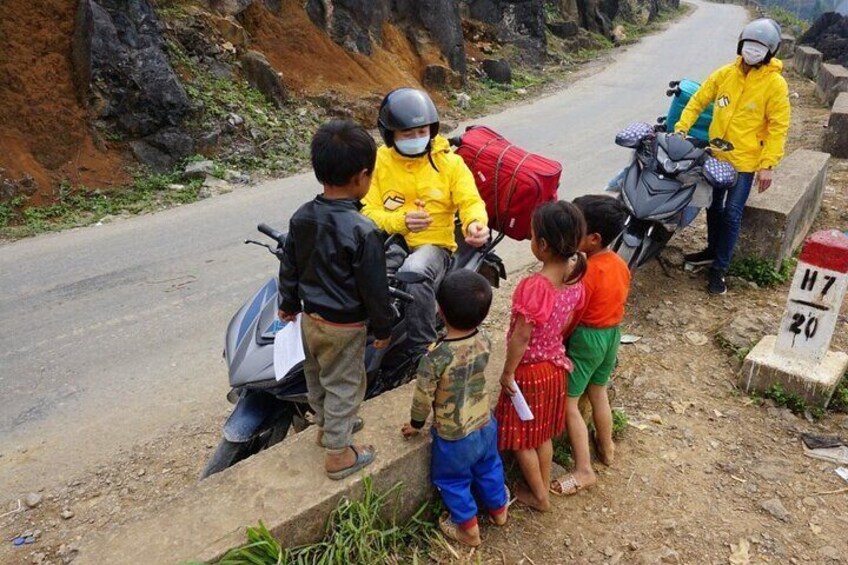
552,195,631,495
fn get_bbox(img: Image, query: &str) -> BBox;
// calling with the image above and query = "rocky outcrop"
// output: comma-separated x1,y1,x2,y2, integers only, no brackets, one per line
799,12,848,68
240,50,288,106
304,0,467,77
462,0,548,63
72,0,190,137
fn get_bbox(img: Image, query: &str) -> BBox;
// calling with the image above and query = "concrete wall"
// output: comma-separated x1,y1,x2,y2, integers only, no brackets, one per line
824,92,848,159
794,45,823,81
816,63,848,107
737,149,831,269
74,380,435,565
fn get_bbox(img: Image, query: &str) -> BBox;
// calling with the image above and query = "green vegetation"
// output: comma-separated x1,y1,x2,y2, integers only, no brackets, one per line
767,6,810,34
168,40,321,176
728,256,795,288
0,174,203,239
830,378,848,413
759,382,825,420
197,478,439,565
552,408,628,467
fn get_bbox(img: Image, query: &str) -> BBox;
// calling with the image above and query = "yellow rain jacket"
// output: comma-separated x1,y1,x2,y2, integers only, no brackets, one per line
362,135,488,252
675,57,791,173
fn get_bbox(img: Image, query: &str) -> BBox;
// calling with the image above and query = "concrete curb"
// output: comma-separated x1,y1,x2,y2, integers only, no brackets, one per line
738,149,830,269
74,381,434,565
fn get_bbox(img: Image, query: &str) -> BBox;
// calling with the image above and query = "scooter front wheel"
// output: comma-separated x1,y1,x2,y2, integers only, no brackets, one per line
200,408,295,479
200,438,255,479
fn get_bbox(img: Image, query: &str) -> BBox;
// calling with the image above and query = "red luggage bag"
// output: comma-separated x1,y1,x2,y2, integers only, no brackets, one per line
454,126,561,241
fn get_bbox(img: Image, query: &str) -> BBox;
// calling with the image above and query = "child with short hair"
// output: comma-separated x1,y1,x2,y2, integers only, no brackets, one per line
496,201,587,512
279,120,393,480
401,270,509,547
552,194,630,496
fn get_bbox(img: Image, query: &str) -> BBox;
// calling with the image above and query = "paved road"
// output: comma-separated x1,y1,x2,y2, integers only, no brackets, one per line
0,0,747,491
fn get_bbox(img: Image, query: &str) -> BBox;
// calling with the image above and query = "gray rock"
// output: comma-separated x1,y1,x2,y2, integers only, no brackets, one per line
818,546,842,561
72,0,190,136
240,50,287,107
144,128,196,161
482,58,512,84
638,545,679,564
455,92,472,109
760,497,790,522
184,160,216,179
422,64,455,90
208,0,254,15
131,141,173,173
60,508,75,520
464,0,548,63
547,20,580,38
24,492,43,509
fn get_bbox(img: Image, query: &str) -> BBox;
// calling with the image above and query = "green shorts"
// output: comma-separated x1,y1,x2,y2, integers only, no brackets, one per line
567,325,621,398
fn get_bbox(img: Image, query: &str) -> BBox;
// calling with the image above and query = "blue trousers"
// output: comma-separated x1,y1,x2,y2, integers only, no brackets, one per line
431,418,508,526
707,172,755,272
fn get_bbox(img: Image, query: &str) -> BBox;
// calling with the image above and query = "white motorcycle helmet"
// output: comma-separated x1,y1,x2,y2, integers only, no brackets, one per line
736,18,782,65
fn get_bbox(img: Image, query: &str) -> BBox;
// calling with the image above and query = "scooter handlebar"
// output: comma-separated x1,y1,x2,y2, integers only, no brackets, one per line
257,223,286,245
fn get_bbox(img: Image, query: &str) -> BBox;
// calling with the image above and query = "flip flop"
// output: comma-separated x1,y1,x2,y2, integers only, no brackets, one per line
438,513,481,547
550,474,582,496
326,444,376,480
316,417,365,447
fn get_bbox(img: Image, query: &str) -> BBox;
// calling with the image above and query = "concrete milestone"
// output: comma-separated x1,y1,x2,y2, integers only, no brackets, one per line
741,230,848,406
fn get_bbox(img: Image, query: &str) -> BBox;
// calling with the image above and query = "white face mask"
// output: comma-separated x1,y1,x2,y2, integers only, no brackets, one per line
741,42,769,65
394,135,430,156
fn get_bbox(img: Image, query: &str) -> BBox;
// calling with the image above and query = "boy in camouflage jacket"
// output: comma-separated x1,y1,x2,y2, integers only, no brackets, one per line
401,270,509,547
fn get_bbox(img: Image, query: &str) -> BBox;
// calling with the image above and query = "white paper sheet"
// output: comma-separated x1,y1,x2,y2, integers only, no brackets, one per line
274,315,306,381
511,384,534,421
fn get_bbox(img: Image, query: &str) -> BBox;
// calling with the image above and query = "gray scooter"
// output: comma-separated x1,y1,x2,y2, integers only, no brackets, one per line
201,223,507,478
608,122,738,272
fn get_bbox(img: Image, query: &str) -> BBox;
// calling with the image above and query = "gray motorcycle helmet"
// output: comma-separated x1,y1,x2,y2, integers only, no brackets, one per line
737,18,782,63
377,87,440,148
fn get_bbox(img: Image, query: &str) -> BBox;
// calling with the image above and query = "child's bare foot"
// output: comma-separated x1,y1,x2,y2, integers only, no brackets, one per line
514,482,551,512
439,514,481,547
598,440,615,466
589,429,615,466
490,485,511,526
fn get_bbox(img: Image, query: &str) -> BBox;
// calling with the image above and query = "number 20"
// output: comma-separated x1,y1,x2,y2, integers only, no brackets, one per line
789,313,818,340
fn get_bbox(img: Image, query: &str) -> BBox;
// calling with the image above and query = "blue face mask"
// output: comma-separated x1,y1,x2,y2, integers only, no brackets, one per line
394,135,430,157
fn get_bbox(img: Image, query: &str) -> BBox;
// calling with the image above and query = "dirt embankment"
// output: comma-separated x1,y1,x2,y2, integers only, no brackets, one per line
0,0,129,204
3,69,847,565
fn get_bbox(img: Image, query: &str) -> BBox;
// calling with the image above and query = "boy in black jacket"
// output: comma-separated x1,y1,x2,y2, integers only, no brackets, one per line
279,120,392,480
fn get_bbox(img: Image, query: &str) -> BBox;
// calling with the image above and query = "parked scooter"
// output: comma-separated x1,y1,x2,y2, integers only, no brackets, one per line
201,223,507,478
608,121,738,271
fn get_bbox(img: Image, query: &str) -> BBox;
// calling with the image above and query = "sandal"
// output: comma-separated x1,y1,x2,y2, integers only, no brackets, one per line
326,444,376,480
438,513,481,547
316,417,365,447
550,474,582,496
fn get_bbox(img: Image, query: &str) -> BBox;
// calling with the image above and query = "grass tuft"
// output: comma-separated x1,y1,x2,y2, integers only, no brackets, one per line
728,256,795,288
197,477,439,565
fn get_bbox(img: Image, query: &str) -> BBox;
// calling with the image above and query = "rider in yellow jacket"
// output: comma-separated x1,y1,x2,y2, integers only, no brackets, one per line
363,88,489,352
363,134,488,252
675,18,790,295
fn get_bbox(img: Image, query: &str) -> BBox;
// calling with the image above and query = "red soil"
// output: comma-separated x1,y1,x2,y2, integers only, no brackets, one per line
240,0,445,99
0,0,129,204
